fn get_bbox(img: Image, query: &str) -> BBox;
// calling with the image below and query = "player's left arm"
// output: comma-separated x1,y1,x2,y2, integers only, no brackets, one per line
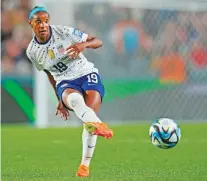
66,34,102,59
83,35,103,49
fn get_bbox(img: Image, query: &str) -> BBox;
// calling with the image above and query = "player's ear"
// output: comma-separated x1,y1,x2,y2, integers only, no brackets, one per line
28,20,33,28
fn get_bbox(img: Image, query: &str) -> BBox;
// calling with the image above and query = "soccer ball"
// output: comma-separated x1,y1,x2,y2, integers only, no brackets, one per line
149,118,181,149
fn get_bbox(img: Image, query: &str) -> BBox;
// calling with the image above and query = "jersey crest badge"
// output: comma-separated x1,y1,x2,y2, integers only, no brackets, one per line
48,49,55,60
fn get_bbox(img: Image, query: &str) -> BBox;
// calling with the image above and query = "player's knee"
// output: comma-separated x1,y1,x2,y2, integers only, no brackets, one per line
66,92,85,110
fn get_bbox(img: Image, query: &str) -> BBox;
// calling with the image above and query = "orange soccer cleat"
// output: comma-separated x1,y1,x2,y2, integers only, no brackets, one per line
76,164,89,177
85,122,113,139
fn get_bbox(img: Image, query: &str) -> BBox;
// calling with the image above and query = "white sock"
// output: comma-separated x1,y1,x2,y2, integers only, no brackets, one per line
66,92,101,123
81,127,97,167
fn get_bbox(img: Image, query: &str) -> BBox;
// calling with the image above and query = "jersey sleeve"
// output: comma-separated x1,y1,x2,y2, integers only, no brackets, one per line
70,27,88,42
26,47,44,71
62,26,88,43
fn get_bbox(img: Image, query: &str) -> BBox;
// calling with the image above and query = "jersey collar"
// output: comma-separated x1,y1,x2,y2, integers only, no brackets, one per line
34,26,52,45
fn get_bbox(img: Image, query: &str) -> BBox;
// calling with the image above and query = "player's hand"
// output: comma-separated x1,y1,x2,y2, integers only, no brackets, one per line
66,43,86,59
55,101,69,121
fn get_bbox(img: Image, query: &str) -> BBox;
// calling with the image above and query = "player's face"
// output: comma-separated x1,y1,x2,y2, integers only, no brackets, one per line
29,11,50,40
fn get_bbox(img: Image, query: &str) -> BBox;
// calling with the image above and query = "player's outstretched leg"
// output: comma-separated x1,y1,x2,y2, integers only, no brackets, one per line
65,92,113,139
62,89,113,177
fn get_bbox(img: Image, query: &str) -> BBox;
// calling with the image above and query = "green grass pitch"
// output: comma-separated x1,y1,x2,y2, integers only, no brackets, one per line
2,123,207,181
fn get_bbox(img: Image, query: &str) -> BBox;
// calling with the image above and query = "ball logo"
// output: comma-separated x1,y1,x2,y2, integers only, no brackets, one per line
48,49,55,60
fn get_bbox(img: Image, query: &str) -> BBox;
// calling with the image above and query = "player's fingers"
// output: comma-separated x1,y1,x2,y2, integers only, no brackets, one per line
68,51,77,59
62,113,66,120
74,52,79,59
60,113,64,119
66,48,75,54
66,45,75,50
59,111,63,118
56,109,60,115
70,51,78,59
74,50,80,57
59,110,66,120
65,111,69,120
64,112,68,120
67,46,78,52
66,110,70,117
63,113,68,121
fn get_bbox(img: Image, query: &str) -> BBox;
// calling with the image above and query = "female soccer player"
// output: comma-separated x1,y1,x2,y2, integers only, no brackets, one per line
26,6,113,177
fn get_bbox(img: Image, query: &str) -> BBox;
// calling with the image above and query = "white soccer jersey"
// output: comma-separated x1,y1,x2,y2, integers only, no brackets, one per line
26,25,98,83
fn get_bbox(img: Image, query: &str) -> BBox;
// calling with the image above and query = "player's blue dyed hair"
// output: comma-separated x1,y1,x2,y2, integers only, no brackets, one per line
29,6,49,20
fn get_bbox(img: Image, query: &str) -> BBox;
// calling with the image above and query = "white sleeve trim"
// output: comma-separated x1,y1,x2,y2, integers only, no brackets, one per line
81,33,88,42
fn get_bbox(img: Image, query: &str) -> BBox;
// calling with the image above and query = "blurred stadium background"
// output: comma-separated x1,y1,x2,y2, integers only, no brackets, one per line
1,0,207,126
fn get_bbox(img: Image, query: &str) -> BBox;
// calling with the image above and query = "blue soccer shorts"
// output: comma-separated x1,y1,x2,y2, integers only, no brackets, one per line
56,72,105,105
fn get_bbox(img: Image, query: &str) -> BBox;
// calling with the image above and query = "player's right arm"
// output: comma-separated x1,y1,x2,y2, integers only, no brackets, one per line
43,69,59,100
43,69,69,120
